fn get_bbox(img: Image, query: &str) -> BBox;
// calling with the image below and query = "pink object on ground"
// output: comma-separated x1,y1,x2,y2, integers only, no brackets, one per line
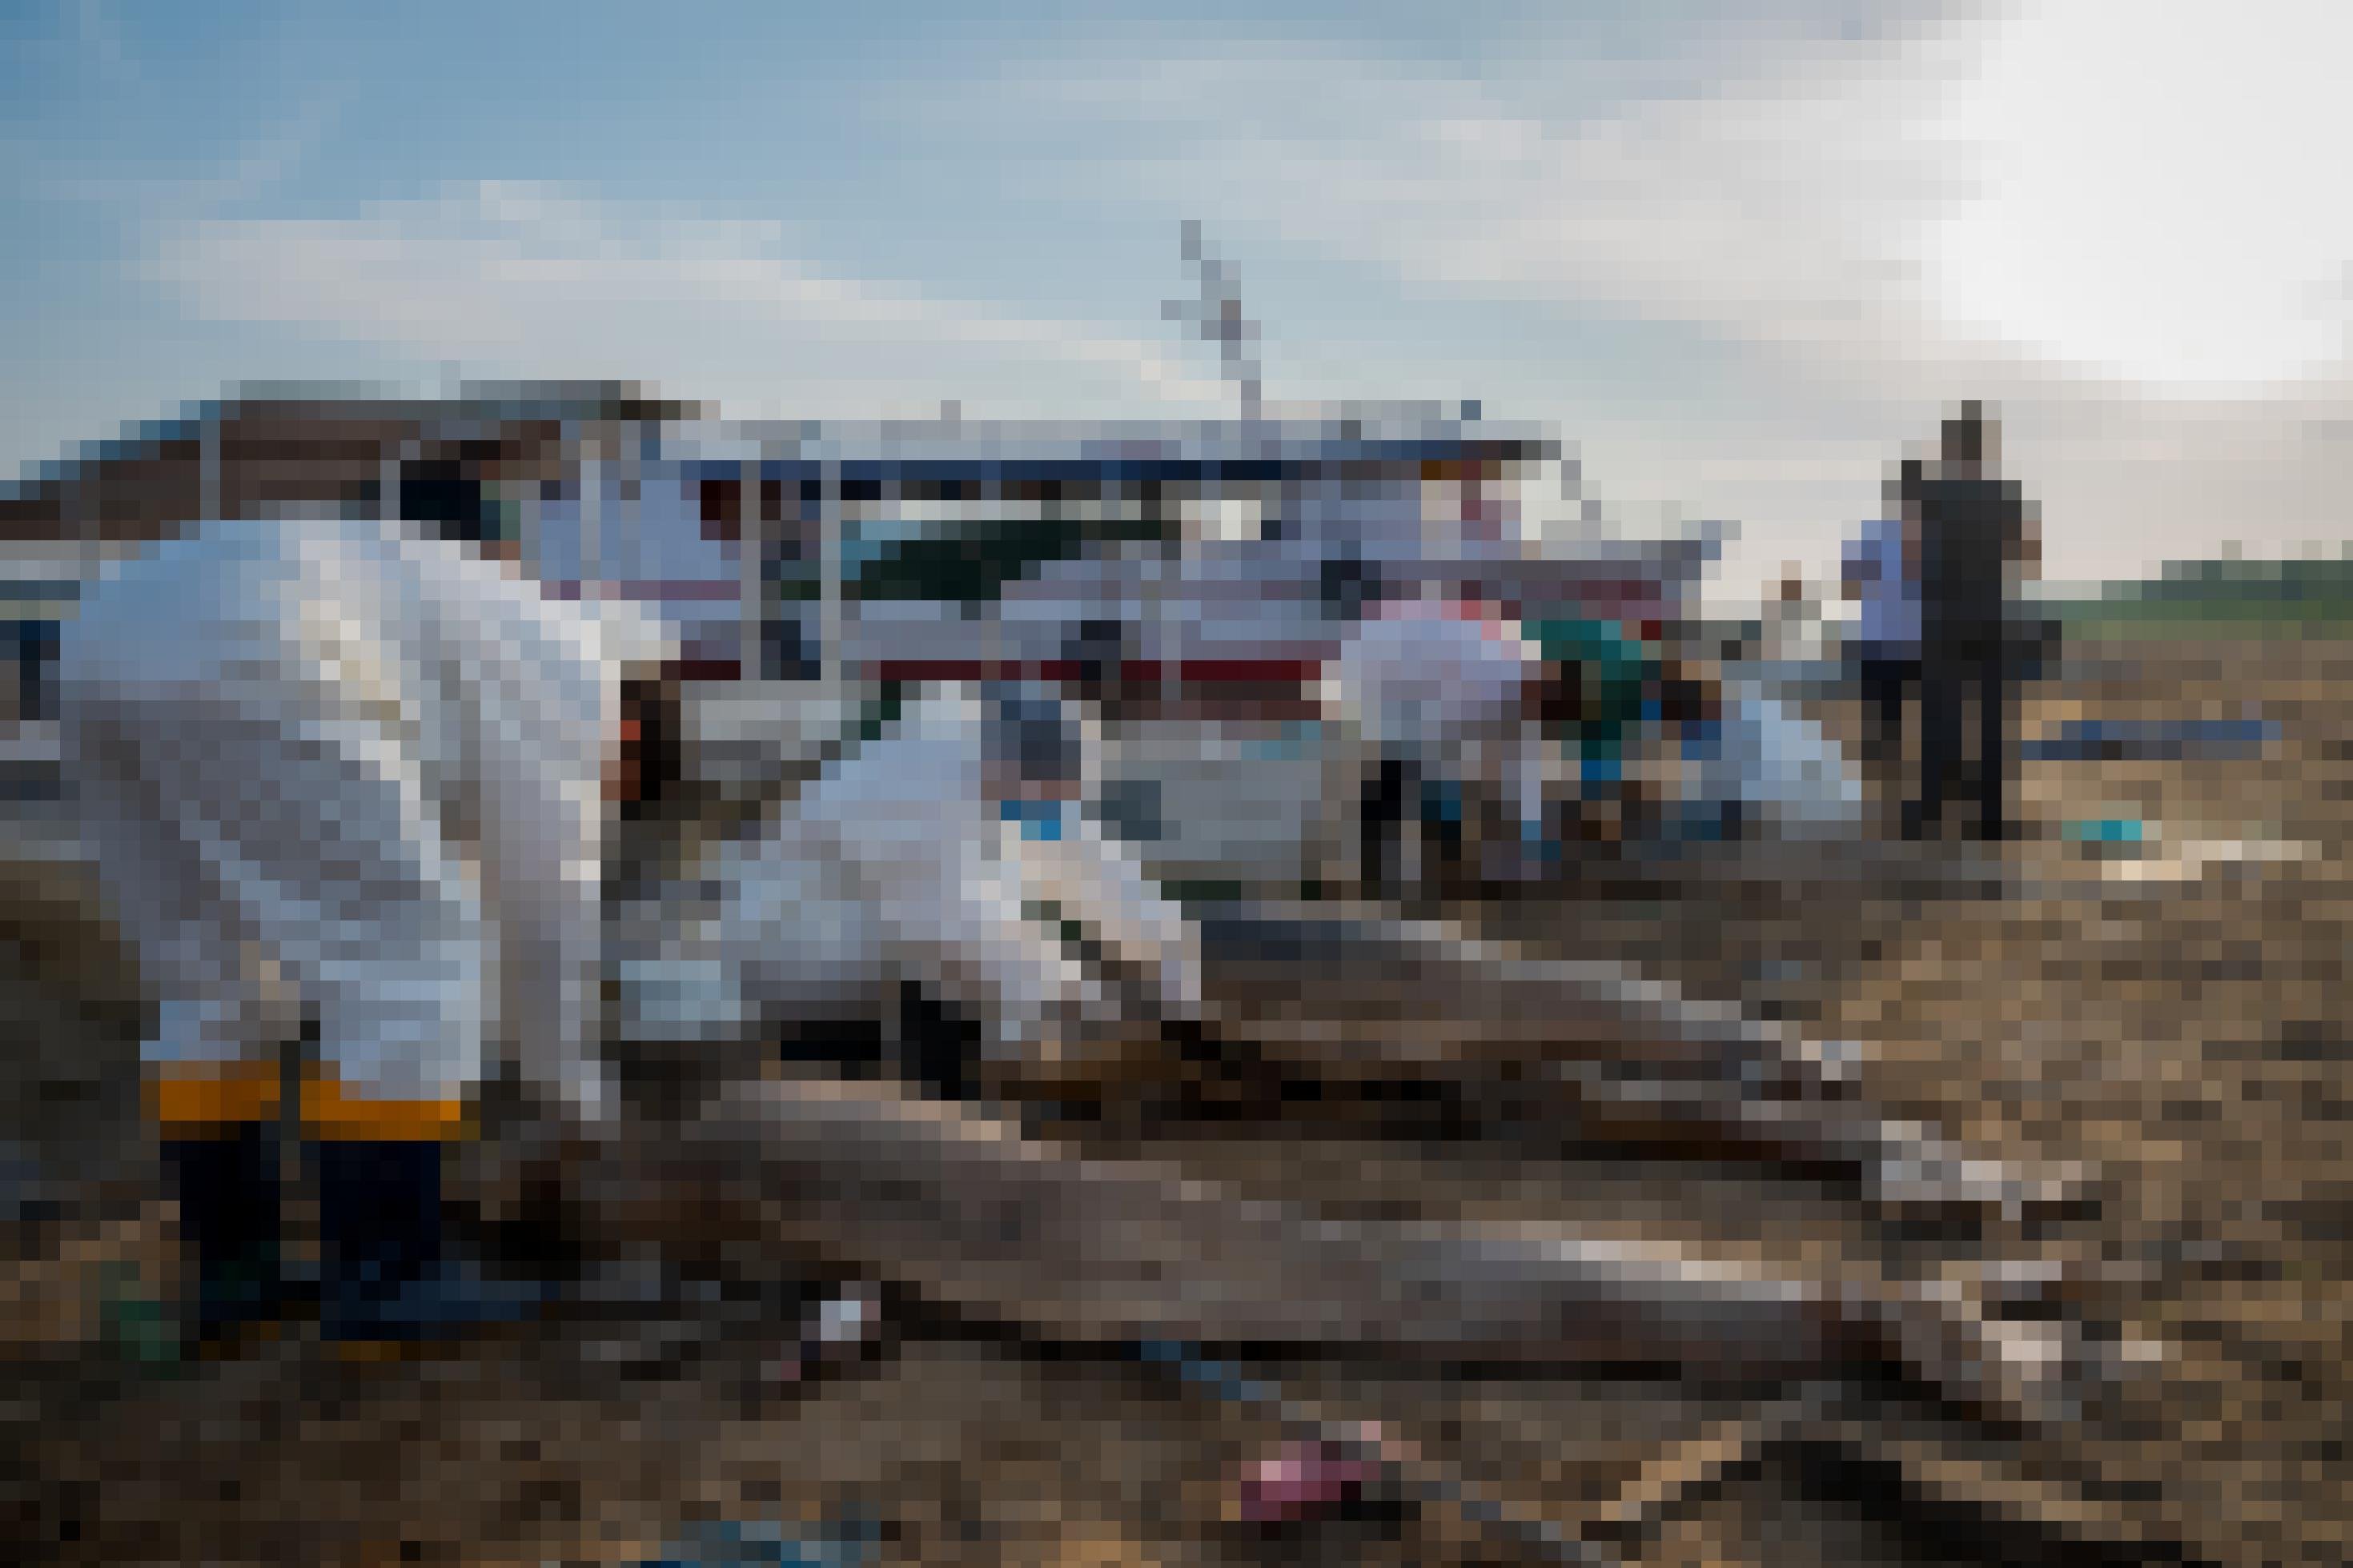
1235,1438,1381,1525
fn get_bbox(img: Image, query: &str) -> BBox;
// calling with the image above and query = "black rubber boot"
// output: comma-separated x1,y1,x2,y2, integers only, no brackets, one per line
162,1126,301,1345
315,1139,547,1342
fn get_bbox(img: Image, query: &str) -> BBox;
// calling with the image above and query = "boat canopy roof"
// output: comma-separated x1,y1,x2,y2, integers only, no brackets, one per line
661,407,1560,484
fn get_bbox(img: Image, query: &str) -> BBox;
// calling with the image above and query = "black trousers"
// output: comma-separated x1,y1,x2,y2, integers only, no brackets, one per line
1856,655,1920,779
1361,758,1464,892
1913,645,2010,841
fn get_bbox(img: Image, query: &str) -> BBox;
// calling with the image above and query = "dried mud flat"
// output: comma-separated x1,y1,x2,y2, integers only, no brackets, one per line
4,635,2350,1567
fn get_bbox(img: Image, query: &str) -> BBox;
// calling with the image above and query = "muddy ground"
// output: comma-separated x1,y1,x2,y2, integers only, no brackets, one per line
2,632,2348,1566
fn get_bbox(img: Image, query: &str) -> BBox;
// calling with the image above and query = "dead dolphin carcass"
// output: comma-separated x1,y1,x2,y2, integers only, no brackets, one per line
1148,906,2096,1223
595,1075,2109,1436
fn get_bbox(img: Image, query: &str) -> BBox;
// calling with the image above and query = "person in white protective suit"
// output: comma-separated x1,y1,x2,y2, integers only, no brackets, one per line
1668,674,1866,844
58,513,670,1343
616,680,1207,1103
1324,585,1560,899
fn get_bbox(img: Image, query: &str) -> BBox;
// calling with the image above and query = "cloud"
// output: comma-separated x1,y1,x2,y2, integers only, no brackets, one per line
955,10,2351,590
126,10,2353,592
143,181,1235,415
1925,0,2353,389
962,15,1991,379
1006,6,2333,399
957,9,2353,411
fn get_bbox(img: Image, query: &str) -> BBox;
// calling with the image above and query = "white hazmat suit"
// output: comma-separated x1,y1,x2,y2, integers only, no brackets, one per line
60,515,669,1134
616,684,1206,1080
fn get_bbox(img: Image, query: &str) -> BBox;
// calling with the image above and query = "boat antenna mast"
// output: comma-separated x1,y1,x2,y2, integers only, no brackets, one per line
1162,219,1263,422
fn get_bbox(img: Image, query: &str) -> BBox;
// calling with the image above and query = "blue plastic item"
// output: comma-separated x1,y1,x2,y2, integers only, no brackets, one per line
999,796,1069,841
2062,817,2146,844
2023,719,2277,763
641,1516,877,1568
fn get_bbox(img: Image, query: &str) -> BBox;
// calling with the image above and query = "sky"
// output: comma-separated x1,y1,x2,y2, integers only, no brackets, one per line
3,0,2348,604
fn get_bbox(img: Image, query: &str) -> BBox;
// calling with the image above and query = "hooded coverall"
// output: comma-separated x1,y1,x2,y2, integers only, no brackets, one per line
62,513,666,1133
59,515,668,1337
616,684,1204,1087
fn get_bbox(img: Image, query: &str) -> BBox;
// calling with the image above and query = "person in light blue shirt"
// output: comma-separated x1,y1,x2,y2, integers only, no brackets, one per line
1841,462,1925,792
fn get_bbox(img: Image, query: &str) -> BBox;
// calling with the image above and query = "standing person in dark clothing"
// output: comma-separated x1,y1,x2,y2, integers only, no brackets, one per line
1907,403,2040,844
